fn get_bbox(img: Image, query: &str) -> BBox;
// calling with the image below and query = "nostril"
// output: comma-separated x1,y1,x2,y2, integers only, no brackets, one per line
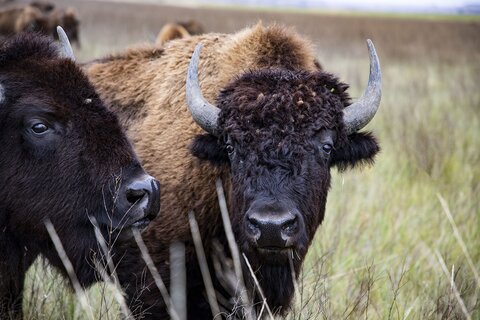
246,216,260,235
281,216,298,235
126,188,147,205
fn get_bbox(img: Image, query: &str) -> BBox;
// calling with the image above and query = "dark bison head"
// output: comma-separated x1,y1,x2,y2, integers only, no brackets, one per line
0,33,160,284
187,42,381,308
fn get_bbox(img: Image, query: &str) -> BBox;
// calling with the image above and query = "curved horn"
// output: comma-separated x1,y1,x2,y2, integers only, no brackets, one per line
343,39,381,135
186,43,220,136
56,26,75,61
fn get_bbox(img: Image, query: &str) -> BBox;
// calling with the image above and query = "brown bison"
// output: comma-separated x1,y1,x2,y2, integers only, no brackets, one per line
155,19,204,45
0,4,80,46
0,31,160,318
86,24,381,318
0,5,46,35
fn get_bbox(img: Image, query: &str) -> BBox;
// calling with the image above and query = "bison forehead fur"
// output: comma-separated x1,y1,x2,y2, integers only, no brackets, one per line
85,23,380,319
218,69,350,147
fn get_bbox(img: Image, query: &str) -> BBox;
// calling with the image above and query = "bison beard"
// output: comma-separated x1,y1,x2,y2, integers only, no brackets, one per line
85,24,380,319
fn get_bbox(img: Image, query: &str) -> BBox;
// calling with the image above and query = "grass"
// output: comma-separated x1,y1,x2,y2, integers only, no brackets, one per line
18,1,480,319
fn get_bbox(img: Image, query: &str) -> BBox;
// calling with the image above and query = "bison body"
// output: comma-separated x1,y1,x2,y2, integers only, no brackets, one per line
86,24,381,318
0,33,160,318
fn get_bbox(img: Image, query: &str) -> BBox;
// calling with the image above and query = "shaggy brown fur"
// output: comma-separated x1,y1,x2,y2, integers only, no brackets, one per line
86,23,379,319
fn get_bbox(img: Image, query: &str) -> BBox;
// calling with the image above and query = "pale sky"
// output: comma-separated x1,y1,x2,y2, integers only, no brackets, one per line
200,0,479,12
323,0,473,8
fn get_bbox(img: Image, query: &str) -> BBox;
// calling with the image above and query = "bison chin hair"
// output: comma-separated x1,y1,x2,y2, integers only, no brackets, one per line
244,263,297,316
235,232,307,314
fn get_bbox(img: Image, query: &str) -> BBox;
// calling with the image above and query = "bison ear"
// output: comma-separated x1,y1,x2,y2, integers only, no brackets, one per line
330,131,380,171
190,134,229,165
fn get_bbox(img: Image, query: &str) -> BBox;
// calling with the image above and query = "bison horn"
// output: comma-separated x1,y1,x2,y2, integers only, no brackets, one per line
186,43,221,136
343,39,382,135
56,26,75,61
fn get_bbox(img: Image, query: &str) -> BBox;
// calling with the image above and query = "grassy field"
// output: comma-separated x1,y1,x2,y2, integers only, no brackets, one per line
14,0,480,319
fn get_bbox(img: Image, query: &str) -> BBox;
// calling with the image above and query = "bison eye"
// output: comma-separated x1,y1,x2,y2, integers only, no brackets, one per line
322,144,333,154
31,123,48,135
226,144,234,154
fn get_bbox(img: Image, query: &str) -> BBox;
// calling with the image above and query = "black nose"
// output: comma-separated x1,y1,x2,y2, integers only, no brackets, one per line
121,175,160,222
246,209,300,249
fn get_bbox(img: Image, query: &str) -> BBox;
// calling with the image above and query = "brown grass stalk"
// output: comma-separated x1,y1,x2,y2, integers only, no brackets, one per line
188,211,221,317
170,242,187,320
216,178,256,320
89,216,133,319
435,249,472,320
44,220,94,320
242,253,275,320
437,194,480,288
132,229,180,320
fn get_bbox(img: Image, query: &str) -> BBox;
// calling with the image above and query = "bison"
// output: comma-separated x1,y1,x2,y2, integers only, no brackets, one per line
85,24,381,318
0,4,80,46
0,5,47,35
155,19,204,45
29,1,56,13
0,30,160,319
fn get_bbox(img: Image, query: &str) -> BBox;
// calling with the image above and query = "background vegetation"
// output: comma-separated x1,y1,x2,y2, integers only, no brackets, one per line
12,0,480,318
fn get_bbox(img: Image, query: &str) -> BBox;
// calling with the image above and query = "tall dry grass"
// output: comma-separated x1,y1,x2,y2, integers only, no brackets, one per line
16,1,480,319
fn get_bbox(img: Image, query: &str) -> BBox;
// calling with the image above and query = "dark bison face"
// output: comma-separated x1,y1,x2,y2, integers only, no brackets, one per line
192,70,379,267
218,71,345,265
187,43,381,273
0,34,159,280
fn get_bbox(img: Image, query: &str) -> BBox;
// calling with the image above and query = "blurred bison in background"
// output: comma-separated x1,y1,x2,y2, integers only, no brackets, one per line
0,2,80,46
156,19,204,44
86,24,381,318
29,1,55,13
0,4,46,35
0,32,160,319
